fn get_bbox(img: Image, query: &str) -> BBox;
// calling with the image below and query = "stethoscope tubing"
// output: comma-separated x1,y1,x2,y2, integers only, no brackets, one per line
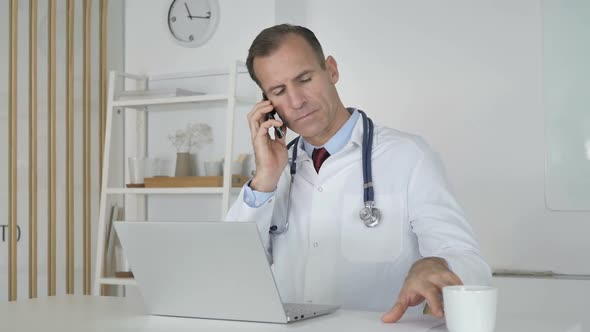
270,109,378,234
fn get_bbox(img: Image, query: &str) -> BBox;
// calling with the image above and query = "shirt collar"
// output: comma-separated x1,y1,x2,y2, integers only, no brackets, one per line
301,108,361,157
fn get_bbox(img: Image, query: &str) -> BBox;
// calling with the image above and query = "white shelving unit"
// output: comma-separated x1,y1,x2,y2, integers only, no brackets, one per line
93,61,254,295
104,187,242,195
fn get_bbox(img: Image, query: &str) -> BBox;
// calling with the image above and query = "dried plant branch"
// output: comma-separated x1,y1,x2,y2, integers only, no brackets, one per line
168,122,213,152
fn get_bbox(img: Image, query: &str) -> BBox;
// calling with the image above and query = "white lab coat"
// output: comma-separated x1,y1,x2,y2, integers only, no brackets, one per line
226,117,491,312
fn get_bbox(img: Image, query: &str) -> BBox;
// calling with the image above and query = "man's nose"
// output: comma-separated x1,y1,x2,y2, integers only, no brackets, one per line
286,88,306,110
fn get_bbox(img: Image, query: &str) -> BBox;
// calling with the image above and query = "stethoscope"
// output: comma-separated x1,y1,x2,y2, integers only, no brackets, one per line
269,109,381,235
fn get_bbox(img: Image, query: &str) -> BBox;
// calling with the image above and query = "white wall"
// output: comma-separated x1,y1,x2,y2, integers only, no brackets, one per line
125,1,274,73
543,0,590,211
124,0,275,221
123,1,590,274
492,276,589,330
278,0,590,274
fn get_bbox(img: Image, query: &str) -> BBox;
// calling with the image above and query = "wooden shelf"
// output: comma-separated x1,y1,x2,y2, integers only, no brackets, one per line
110,176,248,195
144,175,248,188
114,271,134,278
113,93,229,107
105,187,242,195
98,277,137,286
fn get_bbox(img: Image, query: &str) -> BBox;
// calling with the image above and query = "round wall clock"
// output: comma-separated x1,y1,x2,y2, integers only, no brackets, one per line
167,0,220,48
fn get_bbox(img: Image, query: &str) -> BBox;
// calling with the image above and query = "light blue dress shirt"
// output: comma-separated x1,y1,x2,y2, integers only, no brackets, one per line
243,109,360,208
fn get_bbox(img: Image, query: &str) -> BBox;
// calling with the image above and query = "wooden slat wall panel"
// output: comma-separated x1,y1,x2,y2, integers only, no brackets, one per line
65,0,76,295
99,0,109,296
48,0,58,296
83,0,93,295
8,0,19,302
6,0,110,300
28,0,39,299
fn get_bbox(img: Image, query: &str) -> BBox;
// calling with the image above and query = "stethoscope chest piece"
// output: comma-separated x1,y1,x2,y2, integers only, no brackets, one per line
359,201,381,228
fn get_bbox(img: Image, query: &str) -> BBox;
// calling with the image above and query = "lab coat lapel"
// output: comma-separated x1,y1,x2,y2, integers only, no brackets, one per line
289,112,371,184
290,139,316,186
314,117,366,181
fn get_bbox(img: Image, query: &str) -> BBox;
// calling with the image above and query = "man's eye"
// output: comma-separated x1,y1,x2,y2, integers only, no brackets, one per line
273,90,284,96
300,77,311,83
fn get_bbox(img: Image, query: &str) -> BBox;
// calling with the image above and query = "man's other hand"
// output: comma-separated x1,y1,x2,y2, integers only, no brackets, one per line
381,257,462,323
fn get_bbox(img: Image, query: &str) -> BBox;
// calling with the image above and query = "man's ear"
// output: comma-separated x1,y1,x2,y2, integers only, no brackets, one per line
325,56,339,84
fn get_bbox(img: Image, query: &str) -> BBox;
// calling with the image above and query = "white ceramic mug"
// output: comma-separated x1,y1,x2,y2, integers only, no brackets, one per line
128,157,146,184
443,285,498,332
147,158,172,177
230,161,243,175
204,160,222,176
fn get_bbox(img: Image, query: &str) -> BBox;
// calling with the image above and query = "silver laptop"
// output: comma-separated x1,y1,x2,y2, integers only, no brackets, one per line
114,221,339,323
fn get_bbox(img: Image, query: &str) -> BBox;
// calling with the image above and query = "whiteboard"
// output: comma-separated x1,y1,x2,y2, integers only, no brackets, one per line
543,0,590,211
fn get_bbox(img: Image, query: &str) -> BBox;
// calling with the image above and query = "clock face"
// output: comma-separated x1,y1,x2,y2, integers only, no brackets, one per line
168,0,219,47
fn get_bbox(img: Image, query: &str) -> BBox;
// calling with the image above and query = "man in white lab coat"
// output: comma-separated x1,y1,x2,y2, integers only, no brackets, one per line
226,24,491,322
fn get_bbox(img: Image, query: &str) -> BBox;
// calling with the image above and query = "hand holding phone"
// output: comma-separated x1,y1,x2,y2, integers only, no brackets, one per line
263,93,285,139
247,94,289,192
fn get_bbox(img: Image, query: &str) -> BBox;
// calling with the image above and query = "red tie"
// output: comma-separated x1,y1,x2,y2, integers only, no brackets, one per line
312,147,330,173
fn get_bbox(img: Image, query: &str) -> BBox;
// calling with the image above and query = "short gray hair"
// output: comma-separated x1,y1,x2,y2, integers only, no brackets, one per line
246,24,326,86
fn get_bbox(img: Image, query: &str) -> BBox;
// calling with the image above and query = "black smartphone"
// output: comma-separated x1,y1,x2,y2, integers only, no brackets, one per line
262,93,285,139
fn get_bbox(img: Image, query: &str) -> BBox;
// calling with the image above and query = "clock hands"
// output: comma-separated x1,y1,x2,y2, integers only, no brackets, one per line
188,11,211,19
184,2,193,19
180,2,209,42
183,2,211,20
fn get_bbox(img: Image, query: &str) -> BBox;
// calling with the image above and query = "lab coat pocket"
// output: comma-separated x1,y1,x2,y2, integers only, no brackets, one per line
340,194,404,263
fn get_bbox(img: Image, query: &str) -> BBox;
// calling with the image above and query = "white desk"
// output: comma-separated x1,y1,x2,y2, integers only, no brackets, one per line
0,279,590,332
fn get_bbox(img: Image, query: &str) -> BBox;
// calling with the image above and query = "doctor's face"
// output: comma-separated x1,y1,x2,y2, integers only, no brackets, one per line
253,34,347,146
